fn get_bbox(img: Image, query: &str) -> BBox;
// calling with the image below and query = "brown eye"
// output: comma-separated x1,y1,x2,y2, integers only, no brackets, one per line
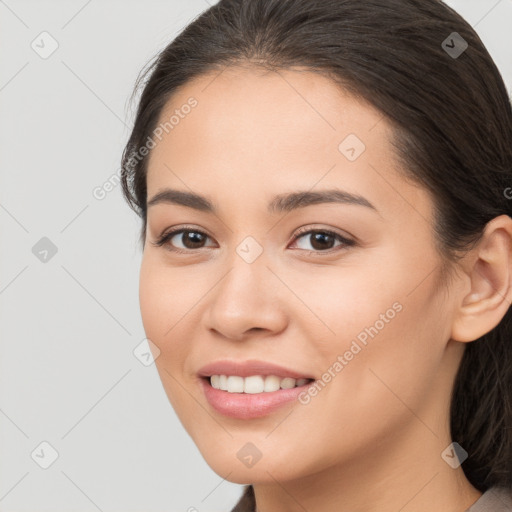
308,232,336,250
291,229,355,253
152,227,216,252
175,230,208,249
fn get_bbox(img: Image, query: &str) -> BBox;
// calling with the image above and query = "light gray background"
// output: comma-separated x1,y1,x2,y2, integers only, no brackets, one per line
1,1,511,511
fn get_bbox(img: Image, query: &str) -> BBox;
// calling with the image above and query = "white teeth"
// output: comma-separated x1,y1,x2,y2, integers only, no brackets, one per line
280,377,296,389
209,374,311,393
244,375,264,394
210,375,220,389
226,375,244,393
264,375,280,392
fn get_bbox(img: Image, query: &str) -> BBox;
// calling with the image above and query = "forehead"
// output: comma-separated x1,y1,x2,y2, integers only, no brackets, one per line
148,65,384,165
145,65,431,221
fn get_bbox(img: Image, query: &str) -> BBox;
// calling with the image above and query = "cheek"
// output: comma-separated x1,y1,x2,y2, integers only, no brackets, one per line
138,253,210,408
301,252,448,413
138,255,192,376
309,274,448,439
138,261,193,423
138,258,165,343
139,253,200,341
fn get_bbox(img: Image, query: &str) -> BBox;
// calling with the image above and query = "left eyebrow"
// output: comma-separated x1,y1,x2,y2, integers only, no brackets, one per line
268,189,377,214
147,188,378,214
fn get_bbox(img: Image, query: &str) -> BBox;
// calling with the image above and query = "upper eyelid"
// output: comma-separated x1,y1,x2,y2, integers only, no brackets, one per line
160,225,351,239
157,225,355,250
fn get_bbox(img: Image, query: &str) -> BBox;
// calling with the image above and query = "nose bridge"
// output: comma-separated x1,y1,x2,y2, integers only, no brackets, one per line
219,231,270,294
215,239,271,313
204,237,285,339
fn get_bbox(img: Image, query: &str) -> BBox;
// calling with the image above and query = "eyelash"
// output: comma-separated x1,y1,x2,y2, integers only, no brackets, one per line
151,224,356,256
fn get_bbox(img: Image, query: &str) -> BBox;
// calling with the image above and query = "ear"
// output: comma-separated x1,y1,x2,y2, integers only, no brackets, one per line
451,214,512,343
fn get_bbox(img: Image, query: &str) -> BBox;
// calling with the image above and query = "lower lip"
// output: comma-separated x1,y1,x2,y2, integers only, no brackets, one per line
200,378,312,419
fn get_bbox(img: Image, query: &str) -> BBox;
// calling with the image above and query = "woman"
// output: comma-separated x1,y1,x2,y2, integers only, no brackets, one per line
120,0,512,510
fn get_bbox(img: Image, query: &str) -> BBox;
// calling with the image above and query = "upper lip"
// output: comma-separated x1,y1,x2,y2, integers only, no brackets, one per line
197,360,315,380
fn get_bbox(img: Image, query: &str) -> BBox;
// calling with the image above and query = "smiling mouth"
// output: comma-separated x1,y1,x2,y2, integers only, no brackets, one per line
203,375,315,394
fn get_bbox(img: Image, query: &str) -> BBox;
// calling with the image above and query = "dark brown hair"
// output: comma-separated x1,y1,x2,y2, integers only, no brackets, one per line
121,0,512,493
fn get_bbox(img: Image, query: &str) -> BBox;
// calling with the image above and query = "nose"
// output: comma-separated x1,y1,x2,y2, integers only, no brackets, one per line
203,252,288,341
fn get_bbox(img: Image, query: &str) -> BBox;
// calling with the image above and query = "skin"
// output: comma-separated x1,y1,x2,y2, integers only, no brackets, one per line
139,65,512,512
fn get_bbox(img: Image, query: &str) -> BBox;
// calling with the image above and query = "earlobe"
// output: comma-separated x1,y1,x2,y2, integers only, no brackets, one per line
451,215,512,343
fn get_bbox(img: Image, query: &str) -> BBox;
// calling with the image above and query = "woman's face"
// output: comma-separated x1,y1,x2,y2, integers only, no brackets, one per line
139,66,465,484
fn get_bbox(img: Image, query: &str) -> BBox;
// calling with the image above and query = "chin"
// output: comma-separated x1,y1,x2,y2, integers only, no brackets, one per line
197,443,309,485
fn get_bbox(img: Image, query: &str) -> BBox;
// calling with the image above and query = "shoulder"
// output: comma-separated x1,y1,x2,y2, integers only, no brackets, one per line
229,484,512,512
466,486,512,512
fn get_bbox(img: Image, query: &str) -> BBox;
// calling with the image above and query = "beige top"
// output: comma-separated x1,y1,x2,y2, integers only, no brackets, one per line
230,485,512,512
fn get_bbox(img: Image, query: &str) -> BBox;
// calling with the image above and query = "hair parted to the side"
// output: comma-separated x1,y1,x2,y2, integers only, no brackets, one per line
120,0,512,493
